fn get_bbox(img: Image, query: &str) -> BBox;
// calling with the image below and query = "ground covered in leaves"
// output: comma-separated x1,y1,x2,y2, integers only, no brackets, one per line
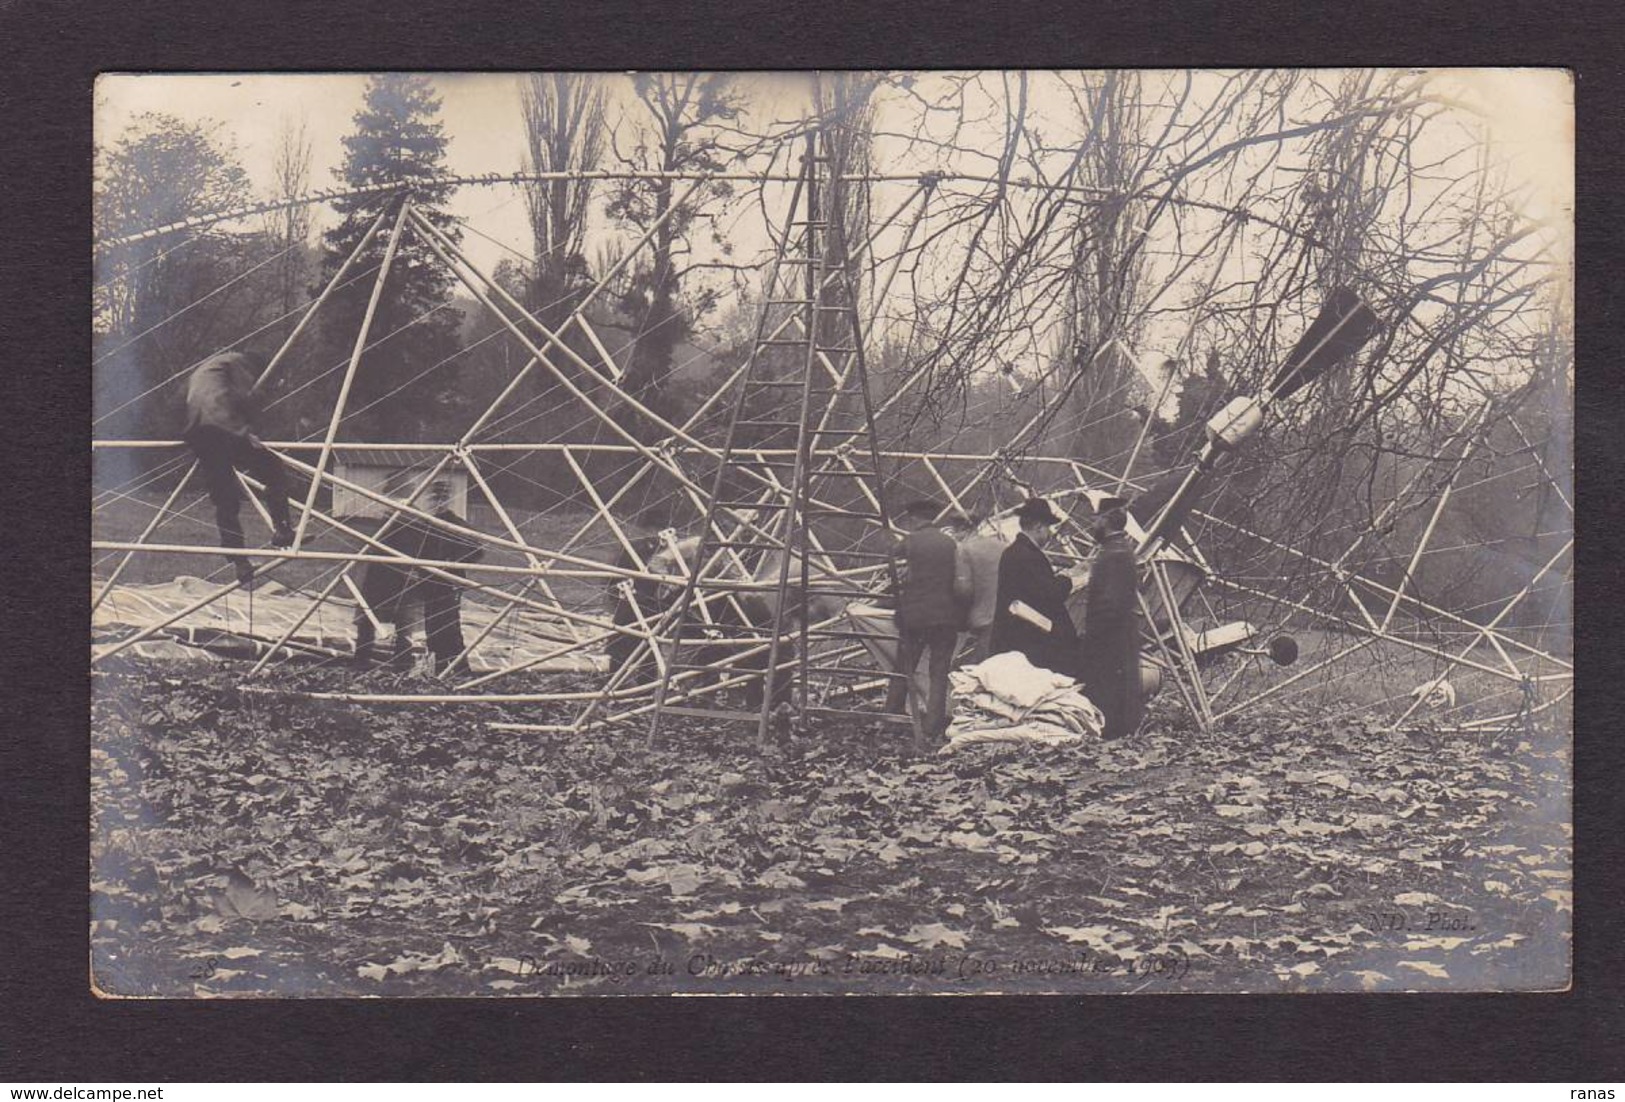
91,658,1571,997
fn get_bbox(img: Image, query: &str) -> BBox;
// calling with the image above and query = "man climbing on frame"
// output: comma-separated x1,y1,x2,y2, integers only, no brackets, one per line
1079,495,1145,740
989,496,1079,677
182,351,294,585
885,500,973,750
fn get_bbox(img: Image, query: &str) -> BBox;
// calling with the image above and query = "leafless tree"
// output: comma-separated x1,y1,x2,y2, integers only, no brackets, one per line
520,73,606,330
606,73,744,427
810,69,1562,634
263,112,313,327
1055,72,1157,469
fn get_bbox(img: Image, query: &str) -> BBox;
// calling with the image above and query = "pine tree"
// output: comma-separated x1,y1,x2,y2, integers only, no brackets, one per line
318,74,462,443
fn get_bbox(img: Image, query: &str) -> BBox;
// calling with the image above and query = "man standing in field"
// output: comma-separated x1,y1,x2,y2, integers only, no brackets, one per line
886,500,972,749
181,351,294,585
413,479,485,678
354,478,484,677
1079,495,1145,739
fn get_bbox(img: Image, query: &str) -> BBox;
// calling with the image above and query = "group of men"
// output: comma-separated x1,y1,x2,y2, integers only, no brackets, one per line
182,352,481,676
887,494,1146,747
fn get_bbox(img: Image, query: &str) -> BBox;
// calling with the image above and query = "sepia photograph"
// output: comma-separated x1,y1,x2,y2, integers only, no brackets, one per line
89,68,1573,997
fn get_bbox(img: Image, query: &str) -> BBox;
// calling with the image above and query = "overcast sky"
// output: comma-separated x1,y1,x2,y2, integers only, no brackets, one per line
94,69,1573,398
94,69,1572,260
94,72,824,274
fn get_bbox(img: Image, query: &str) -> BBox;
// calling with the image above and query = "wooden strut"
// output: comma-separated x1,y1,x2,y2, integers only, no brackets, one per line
116,199,880,685
107,168,1365,266
1205,574,1567,695
1385,538,1572,732
94,438,1570,728
445,464,877,698
92,209,397,614
92,540,636,582
1210,636,1381,722
634,155,821,741
294,200,414,550
95,534,652,677
1189,501,1569,671
437,453,579,674
94,560,288,664
98,445,1560,711
89,131,1572,736
763,130,828,743
1141,562,1213,732
274,605,872,708
92,463,198,614
671,181,928,433
575,206,900,729
641,132,813,743
633,125,902,745
459,451,582,632
229,453,671,675
95,185,1565,732
451,456,669,688
202,452,877,692
229,179,710,673
406,206,883,564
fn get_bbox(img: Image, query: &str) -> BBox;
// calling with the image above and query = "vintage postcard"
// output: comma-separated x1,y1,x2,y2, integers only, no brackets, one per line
91,69,1572,996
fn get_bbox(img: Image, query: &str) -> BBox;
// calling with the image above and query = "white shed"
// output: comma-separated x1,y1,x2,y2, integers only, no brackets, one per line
331,449,471,520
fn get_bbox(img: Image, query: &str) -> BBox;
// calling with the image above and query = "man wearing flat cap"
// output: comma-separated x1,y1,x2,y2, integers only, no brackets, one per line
1080,494,1145,739
886,499,972,749
989,497,1079,676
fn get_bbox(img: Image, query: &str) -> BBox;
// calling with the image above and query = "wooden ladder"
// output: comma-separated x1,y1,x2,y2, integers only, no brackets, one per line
647,130,903,745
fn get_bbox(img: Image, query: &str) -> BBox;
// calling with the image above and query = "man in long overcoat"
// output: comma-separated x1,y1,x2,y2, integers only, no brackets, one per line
1080,496,1145,739
989,497,1078,676
886,501,972,747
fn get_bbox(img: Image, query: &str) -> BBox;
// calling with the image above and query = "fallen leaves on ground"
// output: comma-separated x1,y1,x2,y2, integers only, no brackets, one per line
90,662,1571,995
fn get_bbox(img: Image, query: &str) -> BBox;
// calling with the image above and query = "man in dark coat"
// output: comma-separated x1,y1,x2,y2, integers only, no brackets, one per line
1080,496,1145,739
989,497,1079,676
354,479,484,676
885,501,972,747
182,352,294,584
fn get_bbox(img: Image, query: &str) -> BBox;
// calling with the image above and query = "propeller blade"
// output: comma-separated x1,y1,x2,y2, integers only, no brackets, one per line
1270,288,1381,401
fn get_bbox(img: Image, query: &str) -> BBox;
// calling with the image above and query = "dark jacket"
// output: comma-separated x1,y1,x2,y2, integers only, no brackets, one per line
893,526,966,632
1081,530,1145,738
989,531,1077,674
360,509,484,621
184,353,260,440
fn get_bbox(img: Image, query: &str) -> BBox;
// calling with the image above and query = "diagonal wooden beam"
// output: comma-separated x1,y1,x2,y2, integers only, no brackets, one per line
293,200,414,548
